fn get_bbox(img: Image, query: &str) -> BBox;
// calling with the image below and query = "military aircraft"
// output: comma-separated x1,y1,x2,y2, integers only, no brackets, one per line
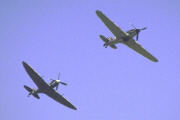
23,61,77,110
96,10,158,62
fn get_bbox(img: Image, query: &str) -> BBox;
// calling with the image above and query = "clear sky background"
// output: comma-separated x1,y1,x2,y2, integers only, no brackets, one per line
1,0,180,120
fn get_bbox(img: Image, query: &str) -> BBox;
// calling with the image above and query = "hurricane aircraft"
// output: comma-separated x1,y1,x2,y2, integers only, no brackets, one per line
96,10,158,62
23,61,77,110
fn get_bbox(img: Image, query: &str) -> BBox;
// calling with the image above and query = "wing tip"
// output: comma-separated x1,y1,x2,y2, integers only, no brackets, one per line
22,61,25,65
73,107,77,110
96,10,101,13
96,10,102,16
22,61,28,68
153,59,158,62
69,103,77,110
150,57,158,62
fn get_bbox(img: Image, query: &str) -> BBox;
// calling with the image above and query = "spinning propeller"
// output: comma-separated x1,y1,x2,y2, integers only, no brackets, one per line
50,72,67,91
130,22,147,41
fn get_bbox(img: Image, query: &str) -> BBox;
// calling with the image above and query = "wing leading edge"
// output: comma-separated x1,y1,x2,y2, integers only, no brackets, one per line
23,61,49,90
96,10,127,39
123,39,158,62
45,89,77,110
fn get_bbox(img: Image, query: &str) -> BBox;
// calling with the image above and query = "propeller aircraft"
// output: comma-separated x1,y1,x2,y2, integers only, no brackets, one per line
23,61,77,110
96,10,158,62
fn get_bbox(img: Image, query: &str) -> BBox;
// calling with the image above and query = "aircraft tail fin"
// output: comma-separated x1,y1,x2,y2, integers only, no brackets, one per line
99,35,117,49
24,85,40,99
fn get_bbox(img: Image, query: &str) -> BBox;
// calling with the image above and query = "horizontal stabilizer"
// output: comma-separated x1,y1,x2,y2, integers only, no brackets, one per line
110,44,117,49
24,85,33,92
100,35,108,43
24,85,40,99
33,93,40,99
99,35,117,49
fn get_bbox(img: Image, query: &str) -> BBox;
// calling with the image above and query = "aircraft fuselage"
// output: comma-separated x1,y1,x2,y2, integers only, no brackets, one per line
31,80,59,94
109,29,137,45
49,80,60,88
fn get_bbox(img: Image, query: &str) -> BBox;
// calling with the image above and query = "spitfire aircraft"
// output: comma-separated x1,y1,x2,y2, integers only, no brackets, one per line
96,10,158,62
23,61,77,110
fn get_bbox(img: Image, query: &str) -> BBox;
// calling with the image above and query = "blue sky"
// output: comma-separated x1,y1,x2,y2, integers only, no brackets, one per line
1,0,180,120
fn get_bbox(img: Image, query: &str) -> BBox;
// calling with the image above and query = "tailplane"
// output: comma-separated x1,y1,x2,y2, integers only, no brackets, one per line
24,85,40,99
99,35,117,49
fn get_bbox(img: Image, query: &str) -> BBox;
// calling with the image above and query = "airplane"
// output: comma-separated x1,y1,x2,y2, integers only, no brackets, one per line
96,10,158,62
22,61,77,110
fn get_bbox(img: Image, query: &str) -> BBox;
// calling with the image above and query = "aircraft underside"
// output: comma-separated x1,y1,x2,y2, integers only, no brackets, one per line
103,36,131,48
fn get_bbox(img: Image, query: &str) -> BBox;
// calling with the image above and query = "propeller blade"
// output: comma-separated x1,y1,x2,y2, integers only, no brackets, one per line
141,27,147,30
130,22,136,29
49,79,55,85
136,34,139,41
58,72,60,80
60,82,67,86
56,85,59,91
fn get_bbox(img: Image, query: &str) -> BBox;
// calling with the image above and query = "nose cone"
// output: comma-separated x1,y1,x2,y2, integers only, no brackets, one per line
56,80,60,83
136,29,140,34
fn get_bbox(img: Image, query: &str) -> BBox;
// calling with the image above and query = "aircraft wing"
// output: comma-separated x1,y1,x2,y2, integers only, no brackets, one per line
23,61,77,110
123,39,158,62
45,89,77,110
96,10,128,38
23,62,50,90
